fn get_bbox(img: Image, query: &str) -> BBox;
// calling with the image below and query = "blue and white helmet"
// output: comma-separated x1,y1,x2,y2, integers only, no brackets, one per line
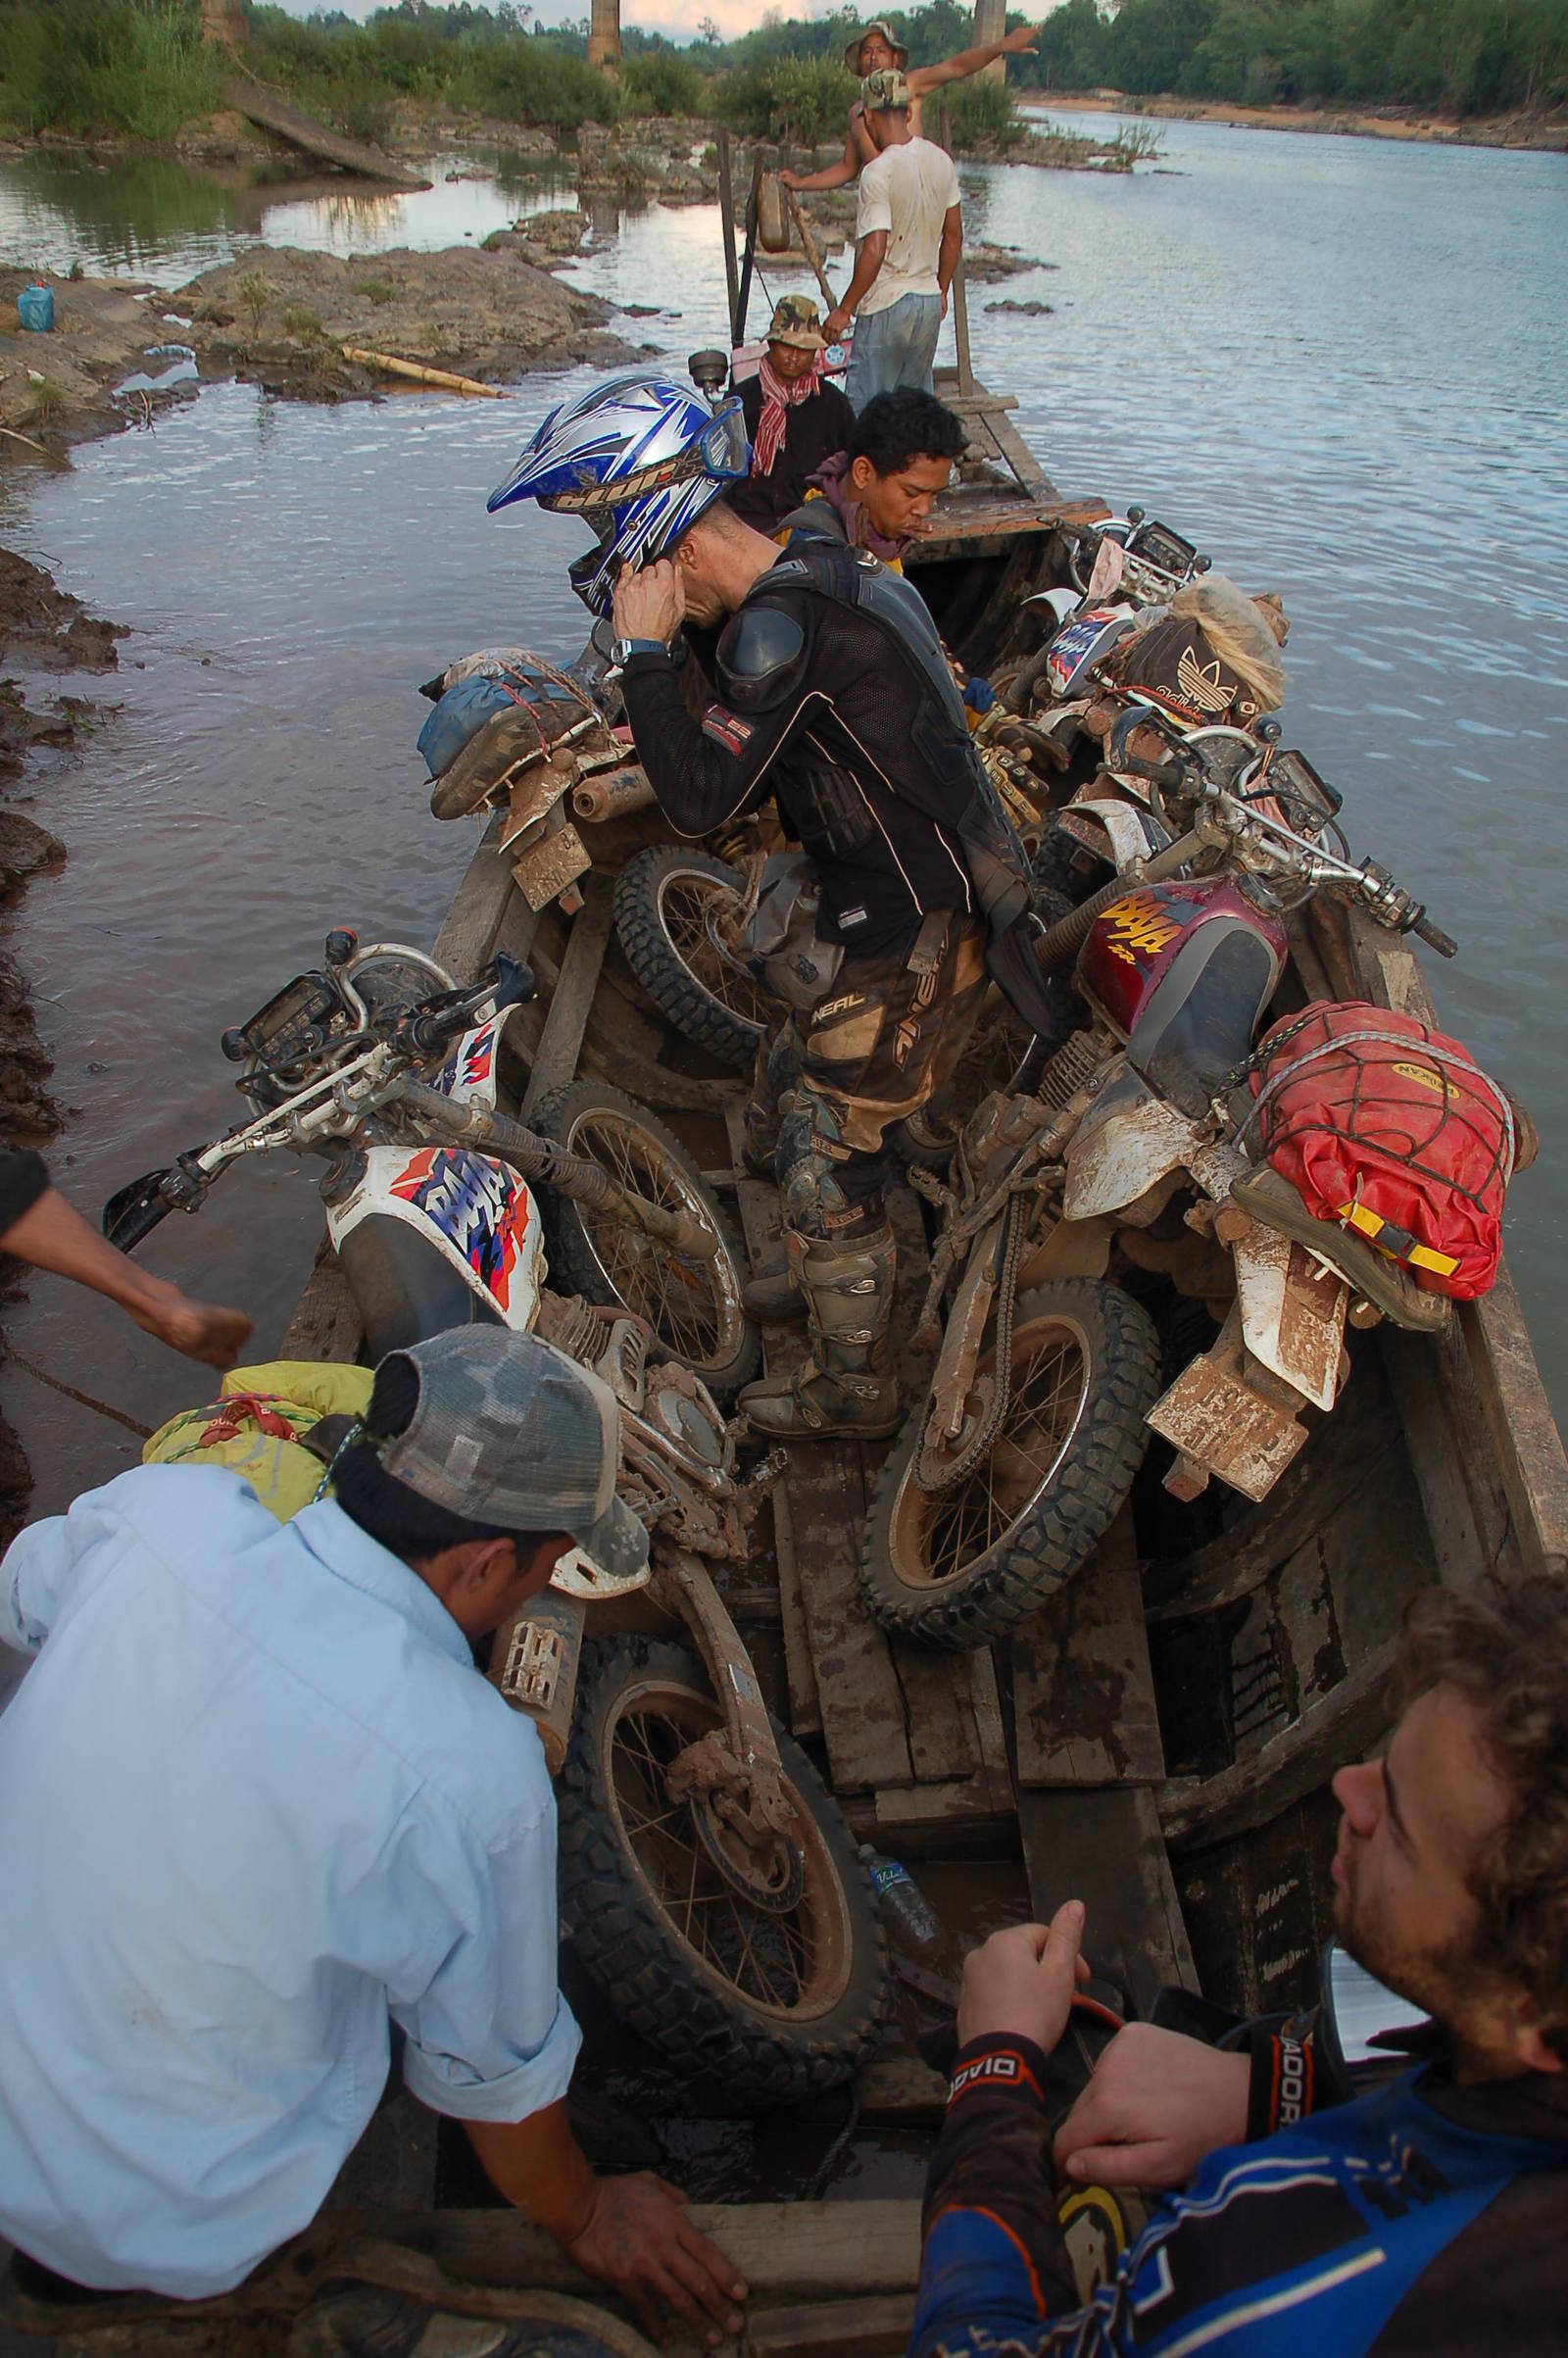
488,371,751,614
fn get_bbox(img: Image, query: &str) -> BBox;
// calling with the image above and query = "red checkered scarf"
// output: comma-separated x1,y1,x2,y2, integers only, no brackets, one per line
751,352,825,479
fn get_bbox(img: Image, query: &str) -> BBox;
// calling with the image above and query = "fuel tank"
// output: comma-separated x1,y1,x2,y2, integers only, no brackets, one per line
1077,876,1289,1119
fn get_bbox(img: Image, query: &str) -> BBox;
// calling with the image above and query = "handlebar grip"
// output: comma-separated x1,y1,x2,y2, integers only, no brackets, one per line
104,1189,173,1252
1412,912,1458,958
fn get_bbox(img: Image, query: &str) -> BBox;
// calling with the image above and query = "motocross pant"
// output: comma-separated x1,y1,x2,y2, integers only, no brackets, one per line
745,917,988,1243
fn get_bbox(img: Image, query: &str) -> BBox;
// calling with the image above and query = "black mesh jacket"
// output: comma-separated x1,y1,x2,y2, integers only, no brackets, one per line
620,565,978,961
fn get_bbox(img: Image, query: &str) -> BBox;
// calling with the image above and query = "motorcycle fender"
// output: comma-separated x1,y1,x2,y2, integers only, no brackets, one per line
1062,1075,1210,1222
1231,1223,1348,1412
327,1143,544,1328
1060,796,1162,870
1016,1212,1114,1292
1146,1304,1310,1502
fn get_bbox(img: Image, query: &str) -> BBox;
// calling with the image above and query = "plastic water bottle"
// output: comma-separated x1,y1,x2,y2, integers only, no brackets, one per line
859,1843,943,1954
18,282,54,333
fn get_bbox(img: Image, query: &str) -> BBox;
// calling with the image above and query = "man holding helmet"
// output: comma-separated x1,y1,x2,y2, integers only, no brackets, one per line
489,374,1058,1445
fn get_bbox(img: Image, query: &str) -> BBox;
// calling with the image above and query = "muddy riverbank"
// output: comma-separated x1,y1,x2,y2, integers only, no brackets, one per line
0,549,126,1547
1031,90,1568,149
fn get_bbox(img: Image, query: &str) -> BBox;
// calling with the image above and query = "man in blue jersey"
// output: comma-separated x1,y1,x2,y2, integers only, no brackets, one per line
911,1577,1568,2356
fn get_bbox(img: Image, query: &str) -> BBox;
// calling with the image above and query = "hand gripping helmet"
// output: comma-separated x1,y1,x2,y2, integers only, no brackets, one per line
488,371,751,614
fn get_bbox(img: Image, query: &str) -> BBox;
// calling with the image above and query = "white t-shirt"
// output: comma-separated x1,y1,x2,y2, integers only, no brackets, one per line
855,137,961,318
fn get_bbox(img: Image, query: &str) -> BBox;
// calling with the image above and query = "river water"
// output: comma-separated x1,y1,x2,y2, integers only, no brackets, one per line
1,118,1565,1517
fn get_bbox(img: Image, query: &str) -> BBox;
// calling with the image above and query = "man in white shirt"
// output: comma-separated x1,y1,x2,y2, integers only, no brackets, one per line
822,69,962,413
0,1328,746,2347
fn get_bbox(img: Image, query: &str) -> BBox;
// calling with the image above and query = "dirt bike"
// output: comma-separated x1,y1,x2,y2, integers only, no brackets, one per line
858,718,1461,1650
104,933,884,2098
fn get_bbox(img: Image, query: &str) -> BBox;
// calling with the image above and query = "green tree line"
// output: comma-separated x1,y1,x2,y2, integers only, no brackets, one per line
1,0,1561,146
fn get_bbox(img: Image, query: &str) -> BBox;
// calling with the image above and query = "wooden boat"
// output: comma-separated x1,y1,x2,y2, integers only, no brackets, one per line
171,267,1568,2358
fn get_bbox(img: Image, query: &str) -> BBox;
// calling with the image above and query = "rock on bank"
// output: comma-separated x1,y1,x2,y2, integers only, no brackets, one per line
178,242,640,400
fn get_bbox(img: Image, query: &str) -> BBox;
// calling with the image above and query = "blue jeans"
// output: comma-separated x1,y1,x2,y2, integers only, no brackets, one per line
845,292,942,412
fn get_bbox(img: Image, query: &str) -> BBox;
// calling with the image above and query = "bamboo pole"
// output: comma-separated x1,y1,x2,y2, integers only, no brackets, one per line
716,128,741,344
784,185,838,316
340,347,504,398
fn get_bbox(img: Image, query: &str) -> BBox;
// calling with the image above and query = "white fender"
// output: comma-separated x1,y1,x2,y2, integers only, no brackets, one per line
326,1142,545,1332
1062,1081,1210,1221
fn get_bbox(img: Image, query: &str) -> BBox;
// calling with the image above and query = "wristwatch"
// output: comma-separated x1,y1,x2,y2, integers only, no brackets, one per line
611,636,667,666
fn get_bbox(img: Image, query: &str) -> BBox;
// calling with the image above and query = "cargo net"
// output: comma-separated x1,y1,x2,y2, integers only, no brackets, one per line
1237,1001,1517,1300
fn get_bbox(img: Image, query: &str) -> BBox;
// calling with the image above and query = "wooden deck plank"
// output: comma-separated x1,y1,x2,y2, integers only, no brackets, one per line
747,2292,913,2356
1017,1784,1198,2011
432,816,517,981
770,1480,823,1741
518,869,615,1123
1010,1507,1165,1787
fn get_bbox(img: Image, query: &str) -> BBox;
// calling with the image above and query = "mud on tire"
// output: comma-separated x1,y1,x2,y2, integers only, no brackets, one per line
535,1078,761,1400
859,1278,1161,1648
559,1637,888,2102
613,846,774,1071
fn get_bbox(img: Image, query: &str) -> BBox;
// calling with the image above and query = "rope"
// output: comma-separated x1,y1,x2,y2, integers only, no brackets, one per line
2,1347,154,1439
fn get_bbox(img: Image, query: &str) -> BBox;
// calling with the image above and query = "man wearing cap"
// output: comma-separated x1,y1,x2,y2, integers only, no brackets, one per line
822,71,963,411
727,295,856,532
0,1331,746,2347
782,19,1043,192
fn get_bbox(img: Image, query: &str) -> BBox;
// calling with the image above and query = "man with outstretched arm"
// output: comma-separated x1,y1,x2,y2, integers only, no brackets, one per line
910,1576,1568,2355
0,1330,746,2347
782,19,1043,190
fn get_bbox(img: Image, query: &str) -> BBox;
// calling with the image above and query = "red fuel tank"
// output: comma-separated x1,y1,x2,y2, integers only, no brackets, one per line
1077,874,1289,1044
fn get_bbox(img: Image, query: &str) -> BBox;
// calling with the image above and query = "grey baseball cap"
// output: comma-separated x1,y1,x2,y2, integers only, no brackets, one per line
376,1328,651,1597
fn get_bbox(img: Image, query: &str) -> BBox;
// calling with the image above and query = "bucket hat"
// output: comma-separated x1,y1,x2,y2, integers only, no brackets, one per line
766,294,827,352
844,19,910,71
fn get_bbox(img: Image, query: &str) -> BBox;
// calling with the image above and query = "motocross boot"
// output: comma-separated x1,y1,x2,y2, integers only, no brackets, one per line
739,1227,901,1441
742,1231,808,1325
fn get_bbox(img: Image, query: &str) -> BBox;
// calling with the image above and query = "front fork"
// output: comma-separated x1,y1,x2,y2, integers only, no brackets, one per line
489,1547,796,1886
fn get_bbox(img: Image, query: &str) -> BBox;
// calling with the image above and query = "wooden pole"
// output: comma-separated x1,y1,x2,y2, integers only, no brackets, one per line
938,107,975,397
716,127,741,345
587,0,621,70
734,156,763,347
973,0,1007,81
784,186,838,316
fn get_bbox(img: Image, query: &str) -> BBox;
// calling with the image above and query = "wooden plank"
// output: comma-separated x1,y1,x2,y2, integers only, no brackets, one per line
771,1480,823,1740
1017,1784,1198,2010
405,2199,924,2304
873,1772,1015,1840
1462,1266,1568,1578
519,868,615,1123
220,74,431,187
724,1104,822,1740
432,815,517,982
856,2055,948,2123
1158,1639,1397,1852
1010,1507,1164,1787
747,2293,912,2357
277,1241,363,1363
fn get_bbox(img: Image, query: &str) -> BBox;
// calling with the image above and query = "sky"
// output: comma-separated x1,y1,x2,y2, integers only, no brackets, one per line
268,1,841,34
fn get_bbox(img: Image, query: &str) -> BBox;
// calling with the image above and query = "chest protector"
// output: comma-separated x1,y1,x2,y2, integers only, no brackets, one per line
719,544,1035,934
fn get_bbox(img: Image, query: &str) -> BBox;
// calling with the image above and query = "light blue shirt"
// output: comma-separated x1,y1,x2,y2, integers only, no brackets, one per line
0,1464,580,2297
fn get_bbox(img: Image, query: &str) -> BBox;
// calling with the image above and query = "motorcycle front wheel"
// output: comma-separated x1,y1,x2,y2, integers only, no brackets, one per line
613,846,775,1071
536,1079,761,1401
558,1638,887,2102
859,1278,1161,1648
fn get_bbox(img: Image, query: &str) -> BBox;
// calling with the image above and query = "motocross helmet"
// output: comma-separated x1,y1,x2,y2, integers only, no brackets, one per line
488,371,751,614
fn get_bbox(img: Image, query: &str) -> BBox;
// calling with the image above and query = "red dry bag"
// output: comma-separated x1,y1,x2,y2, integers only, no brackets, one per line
1243,1001,1518,1300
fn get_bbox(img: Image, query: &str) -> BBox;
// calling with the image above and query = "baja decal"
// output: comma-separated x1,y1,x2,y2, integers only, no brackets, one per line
1100,889,1187,966
703,706,754,755
388,1146,526,1311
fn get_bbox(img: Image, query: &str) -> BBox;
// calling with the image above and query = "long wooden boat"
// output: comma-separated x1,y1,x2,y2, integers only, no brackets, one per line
45,384,1560,2358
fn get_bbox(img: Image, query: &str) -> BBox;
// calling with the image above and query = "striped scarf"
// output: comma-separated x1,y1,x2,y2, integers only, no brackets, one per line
751,352,825,480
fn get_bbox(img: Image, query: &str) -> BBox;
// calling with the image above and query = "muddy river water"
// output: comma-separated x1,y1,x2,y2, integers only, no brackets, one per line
1,115,1565,1525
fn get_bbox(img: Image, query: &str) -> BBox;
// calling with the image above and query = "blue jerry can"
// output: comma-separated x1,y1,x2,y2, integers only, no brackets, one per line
18,282,55,332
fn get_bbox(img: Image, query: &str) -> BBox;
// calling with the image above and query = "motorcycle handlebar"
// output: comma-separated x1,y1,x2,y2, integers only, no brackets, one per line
105,1188,175,1252
1411,911,1458,959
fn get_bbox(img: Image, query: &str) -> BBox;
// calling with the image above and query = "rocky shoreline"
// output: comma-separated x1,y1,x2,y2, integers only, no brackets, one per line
0,552,128,1547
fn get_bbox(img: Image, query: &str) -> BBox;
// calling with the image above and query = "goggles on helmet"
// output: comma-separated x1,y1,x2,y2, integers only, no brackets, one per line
539,398,749,518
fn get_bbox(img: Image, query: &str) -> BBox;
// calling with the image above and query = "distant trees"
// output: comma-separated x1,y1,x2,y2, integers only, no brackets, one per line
1017,0,1568,115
